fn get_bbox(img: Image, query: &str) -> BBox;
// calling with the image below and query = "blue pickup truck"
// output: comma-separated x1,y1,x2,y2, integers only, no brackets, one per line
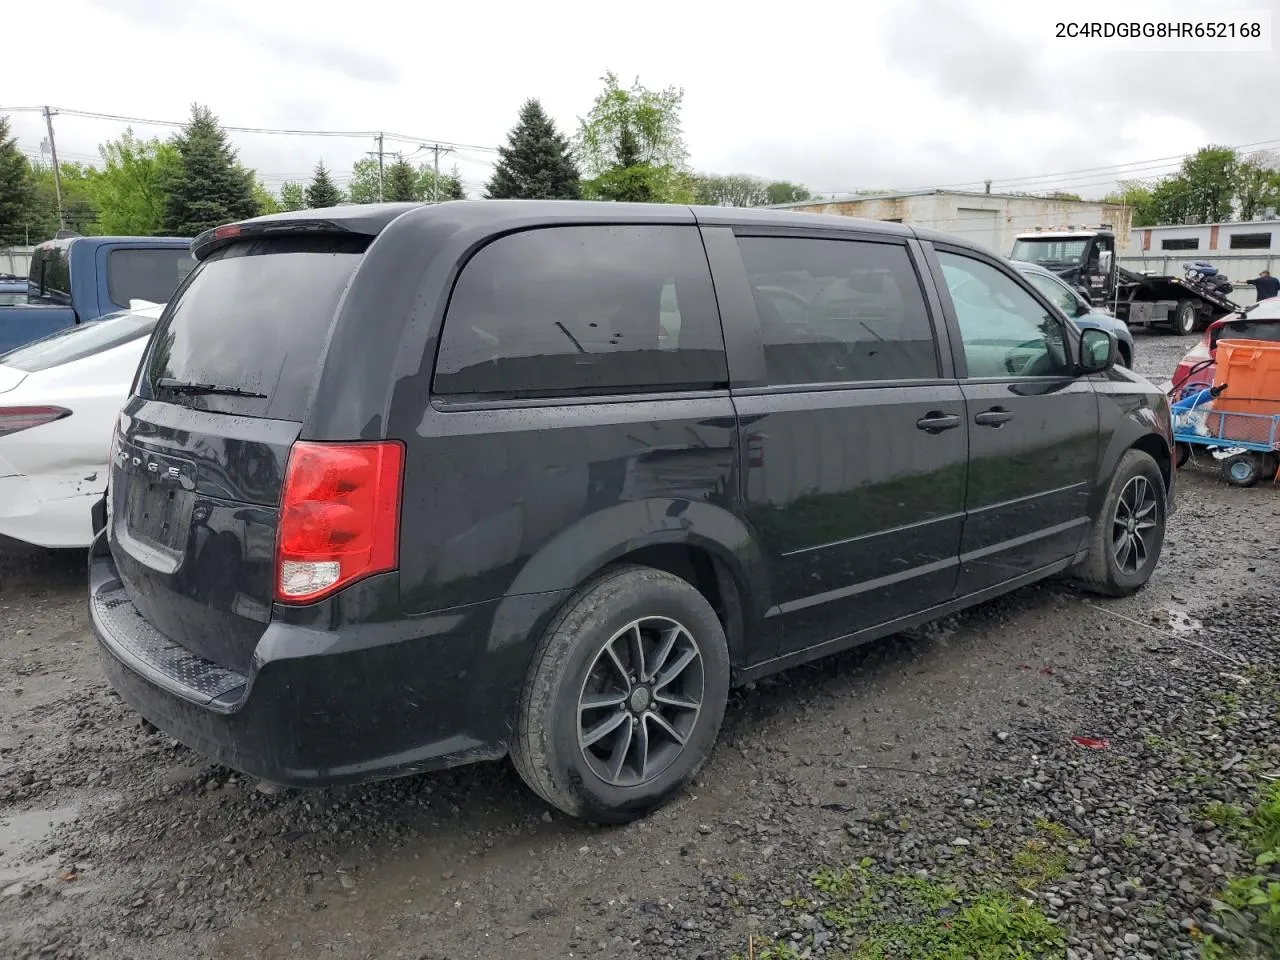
0,235,192,353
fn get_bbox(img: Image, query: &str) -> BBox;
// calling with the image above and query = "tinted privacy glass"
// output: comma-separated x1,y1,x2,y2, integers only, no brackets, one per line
1215,320,1280,345
0,310,158,372
434,225,726,398
107,248,193,308
736,236,937,385
29,245,70,304
143,235,369,419
938,252,1070,379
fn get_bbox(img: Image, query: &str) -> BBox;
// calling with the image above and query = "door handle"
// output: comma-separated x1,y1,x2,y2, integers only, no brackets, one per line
974,407,1014,427
916,412,962,434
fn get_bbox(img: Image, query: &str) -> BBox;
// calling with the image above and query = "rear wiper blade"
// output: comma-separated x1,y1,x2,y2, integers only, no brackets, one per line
155,377,266,398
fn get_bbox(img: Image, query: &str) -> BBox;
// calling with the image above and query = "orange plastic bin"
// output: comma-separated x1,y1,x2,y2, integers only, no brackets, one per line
1206,339,1280,447
1212,339,1280,413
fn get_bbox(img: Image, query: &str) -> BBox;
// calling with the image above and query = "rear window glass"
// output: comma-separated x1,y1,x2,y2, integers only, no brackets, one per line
107,248,195,308
434,225,727,399
0,310,159,372
143,235,369,419
1215,320,1280,345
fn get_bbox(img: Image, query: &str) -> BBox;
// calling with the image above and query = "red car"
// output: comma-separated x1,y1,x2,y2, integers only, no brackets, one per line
1171,297,1280,393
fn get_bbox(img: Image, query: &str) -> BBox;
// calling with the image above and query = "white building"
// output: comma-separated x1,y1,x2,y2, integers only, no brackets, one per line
770,190,1133,258
1121,221,1279,305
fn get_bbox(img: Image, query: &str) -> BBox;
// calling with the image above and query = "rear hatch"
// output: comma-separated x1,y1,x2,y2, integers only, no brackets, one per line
107,232,372,675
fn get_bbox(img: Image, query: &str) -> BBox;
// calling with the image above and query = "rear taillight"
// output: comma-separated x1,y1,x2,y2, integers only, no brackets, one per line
0,405,70,437
275,441,404,604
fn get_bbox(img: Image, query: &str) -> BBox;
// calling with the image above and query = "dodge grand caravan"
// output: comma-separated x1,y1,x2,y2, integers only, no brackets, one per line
90,201,1174,823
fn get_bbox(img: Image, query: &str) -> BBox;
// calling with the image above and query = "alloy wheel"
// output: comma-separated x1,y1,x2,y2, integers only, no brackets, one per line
577,616,704,787
1112,475,1159,575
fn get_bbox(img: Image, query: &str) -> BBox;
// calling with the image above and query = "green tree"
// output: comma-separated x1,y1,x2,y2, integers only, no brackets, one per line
279,181,306,212
0,117,39,245
765,181,812,205
1178,146,1237,223
486,98,580,200
346,157,383,204
383,158,418,202
162,104,259,236
694,173,769,207
252,179,282,215
577,71,689,203
305,161,343,208
418,164,466,201
1235,152,1280,221
28,161,100,236
90,129,179,235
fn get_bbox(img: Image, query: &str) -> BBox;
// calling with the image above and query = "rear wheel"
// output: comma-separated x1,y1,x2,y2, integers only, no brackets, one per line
1074,449,1167,597
511,565,730,824
1222,452,1264,488
1171,299,1197,336
1174,442,1191,468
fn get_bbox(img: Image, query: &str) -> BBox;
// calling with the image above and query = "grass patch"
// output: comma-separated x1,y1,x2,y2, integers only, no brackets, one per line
1204,780,1280,958
1013,839,1069,886
760,859,1062,960
1201,802,1249,833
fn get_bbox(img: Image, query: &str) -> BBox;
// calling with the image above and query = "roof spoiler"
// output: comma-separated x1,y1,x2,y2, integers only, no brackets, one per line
191,218,358,261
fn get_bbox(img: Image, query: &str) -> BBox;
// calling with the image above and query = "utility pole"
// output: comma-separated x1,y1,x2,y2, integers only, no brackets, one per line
366,133,387,202
429,143,454,202
42,106,65,229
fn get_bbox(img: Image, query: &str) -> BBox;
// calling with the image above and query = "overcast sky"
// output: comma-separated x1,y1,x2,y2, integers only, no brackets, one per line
4,0,1277,200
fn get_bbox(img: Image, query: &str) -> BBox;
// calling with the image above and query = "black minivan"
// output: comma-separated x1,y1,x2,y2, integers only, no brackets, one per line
90,201,1173,823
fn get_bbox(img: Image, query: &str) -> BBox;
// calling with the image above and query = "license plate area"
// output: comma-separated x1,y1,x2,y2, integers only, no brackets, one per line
125,479,187,551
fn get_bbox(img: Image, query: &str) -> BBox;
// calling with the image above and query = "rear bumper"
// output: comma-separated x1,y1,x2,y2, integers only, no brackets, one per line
0,472,98,548
90,532,567,787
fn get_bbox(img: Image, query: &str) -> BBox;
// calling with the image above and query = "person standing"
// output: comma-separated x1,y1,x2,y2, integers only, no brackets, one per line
1245,270,1280,302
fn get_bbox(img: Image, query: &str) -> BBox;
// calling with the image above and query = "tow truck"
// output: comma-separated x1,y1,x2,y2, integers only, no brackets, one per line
1010,225,1240,335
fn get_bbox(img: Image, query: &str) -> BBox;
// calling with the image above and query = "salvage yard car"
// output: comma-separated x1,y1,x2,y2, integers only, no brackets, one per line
0,304,163,547
90,202,1175,824
1171,296,1280,393
1011,259,1136,368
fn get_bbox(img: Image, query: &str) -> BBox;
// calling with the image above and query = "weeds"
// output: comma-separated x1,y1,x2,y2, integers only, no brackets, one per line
1205,780,1280,958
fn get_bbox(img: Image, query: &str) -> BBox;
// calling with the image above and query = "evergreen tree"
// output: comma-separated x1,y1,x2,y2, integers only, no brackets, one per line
384,159,418,202
0,117,37,246
305,161,343,208
162,104,258,236
419,164,467,201
485,99,580,200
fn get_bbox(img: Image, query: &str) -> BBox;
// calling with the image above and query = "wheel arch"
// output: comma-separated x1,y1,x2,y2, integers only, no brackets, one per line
490,499,773,670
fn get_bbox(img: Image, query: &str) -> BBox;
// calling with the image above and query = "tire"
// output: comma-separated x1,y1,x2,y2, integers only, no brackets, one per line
1074,449,1167,597
1222,452,1263,488
510,565,731,824
1171,299,1197,336
1174,442,1191,468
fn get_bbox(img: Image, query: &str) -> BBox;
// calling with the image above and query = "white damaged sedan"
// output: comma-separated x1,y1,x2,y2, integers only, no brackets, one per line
0,303,162,548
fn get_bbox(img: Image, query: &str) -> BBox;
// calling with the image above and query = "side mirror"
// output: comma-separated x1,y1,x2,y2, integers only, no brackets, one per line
1075,299,1092,318
1078,328,1117,373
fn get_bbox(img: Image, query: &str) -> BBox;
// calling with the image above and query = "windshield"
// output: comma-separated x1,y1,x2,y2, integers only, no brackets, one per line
0,309,159,372
1009,239,1089,266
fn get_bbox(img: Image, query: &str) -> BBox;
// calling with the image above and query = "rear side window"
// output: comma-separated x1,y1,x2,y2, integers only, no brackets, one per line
434,225,727,399
143,235,369,420
736,236,938,385
1,310,158,372
107,248,194,308
28,244,71,305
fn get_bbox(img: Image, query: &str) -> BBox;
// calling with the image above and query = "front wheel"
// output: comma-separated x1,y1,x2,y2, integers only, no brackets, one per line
1073,449,1167,597
510,565,731,824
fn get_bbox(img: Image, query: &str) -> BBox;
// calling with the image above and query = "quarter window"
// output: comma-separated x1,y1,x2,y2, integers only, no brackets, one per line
434,225,727,399
736,236,938,385
937,252,1071,379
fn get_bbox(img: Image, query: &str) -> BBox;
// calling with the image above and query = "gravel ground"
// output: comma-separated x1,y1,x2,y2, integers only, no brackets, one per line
2,329,1278,959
